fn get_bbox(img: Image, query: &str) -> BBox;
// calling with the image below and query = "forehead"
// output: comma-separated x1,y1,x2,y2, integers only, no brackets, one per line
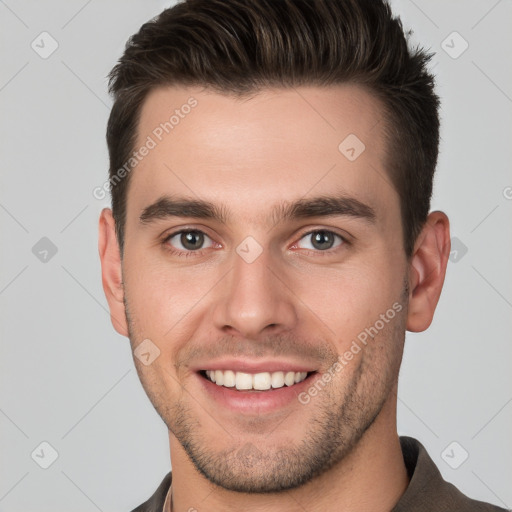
129,84,396,227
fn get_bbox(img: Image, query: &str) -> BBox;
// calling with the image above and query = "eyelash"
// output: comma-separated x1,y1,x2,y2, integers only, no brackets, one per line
161,228,349,258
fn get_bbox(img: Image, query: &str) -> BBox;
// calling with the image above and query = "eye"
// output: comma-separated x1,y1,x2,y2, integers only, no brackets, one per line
164,230,214,252
295,230,345,251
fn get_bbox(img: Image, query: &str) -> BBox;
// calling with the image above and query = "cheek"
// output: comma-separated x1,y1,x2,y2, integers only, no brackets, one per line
290,258,405,349
122,252,219,339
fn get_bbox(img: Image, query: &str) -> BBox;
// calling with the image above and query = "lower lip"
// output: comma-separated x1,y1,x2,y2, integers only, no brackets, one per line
197,372,318,414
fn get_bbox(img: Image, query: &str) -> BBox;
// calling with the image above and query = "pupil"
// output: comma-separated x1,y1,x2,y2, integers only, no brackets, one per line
312,231,333,250
181,231,203,250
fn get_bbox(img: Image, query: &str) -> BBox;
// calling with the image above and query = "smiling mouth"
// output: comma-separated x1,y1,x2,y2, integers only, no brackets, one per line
199,369,316,391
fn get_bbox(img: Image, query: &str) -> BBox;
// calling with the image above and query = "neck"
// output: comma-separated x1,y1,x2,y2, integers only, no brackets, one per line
168,394,408,512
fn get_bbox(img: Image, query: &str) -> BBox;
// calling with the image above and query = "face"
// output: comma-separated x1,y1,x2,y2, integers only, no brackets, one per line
114,85,411,492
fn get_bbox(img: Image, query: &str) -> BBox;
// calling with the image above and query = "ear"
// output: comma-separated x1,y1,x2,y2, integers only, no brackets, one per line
98,208,129,337
406,211,451,332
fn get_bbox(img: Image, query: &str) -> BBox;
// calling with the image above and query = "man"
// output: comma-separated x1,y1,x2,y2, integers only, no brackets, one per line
98,0,505,510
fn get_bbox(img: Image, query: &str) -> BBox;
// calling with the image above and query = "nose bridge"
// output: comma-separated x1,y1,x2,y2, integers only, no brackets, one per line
212,241,297,337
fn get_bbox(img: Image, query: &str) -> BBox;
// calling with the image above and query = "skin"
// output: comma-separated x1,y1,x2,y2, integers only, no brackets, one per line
99,84,450,512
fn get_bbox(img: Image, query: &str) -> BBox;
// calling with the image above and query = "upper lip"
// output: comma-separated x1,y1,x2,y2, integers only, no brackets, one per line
191,358,317,374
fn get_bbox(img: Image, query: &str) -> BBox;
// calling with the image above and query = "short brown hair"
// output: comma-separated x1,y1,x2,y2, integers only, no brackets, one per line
107,0,439,257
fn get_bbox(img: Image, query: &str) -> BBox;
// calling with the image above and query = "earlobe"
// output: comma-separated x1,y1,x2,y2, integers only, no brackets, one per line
98,208,129,337
406,211,451,333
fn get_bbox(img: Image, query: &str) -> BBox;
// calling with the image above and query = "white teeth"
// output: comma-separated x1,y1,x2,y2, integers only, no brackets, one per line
223,370,236,387
284,371,296,386
271,371,285,389
235,372,253,390
204,370,309,390
253,372,271,390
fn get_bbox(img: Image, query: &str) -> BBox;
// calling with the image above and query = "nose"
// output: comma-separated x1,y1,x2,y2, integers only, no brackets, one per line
212,245,298,339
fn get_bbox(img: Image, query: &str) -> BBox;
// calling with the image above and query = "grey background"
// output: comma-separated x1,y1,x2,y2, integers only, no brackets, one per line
1,0,511,510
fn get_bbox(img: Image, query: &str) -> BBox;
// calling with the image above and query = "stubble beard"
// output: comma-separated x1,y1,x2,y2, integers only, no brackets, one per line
124,287,408,494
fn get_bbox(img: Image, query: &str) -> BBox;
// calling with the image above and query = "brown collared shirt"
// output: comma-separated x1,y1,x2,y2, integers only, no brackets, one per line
131,437,507,512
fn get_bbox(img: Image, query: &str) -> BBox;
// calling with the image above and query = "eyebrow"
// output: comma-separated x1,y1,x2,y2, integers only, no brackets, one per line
139,194,376,227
